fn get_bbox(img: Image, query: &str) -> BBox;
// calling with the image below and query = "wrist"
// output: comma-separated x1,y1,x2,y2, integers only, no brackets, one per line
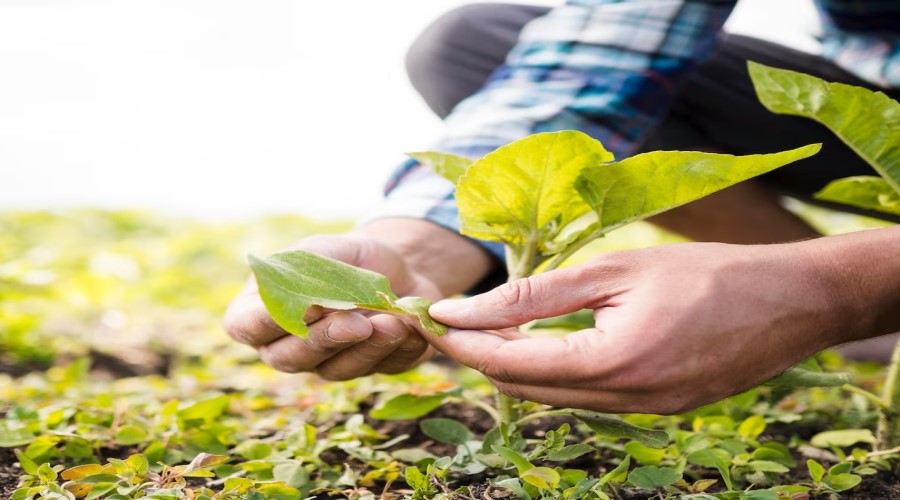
353,217,497,296
796,226,900,345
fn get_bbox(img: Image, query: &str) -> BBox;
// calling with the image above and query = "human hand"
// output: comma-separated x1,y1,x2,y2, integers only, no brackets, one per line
426,241,856,414
224,233,441,380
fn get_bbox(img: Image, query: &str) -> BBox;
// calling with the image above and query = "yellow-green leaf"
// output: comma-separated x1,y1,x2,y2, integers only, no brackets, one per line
521,467,561,490
816,176,900,216
407,151,474,185
457,131,613,250
576,145,821,236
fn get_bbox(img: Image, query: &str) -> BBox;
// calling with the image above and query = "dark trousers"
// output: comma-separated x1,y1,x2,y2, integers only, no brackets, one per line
404,3,900,221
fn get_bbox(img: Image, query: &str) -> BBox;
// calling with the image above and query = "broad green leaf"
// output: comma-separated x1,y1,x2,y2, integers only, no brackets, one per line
748,460,790,473
545,443,595,462
825,473,862,492
521,467,561,490
810,429,876,448
178,395,230,422
0,428,34,447
456,131,614,250
407,151,474,185
420,418,472,445
572,410,669,448
370,392,452,420
273,462,310,488
576,145,821,236
404,466,429,491
749,61,900,193
627,466,681,490
249,250,446,336
688,448,733,491
816,176,900,215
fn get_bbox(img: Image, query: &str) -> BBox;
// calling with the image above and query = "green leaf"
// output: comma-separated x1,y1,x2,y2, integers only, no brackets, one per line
816,176,900,215
0,428,34,447
178,395,230,422
404,466,429,491
627,466,681,490
810,429,876,448
807,459,825,482
114,425,148,446
249,251,446,336
825,473,862,492
576,145,821,236
419,418,472,445
688,449,733,491
529,310,594,331
765,365,850,388
572,410,669,448
407,151,474,185
521,467,561,490
370,392,451,420
749,61,900,194
545,443,595,462
748,460,790,473
273,462,309,488
456,130,613,251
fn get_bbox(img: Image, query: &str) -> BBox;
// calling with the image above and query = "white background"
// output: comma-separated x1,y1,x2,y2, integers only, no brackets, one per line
0,0,820,221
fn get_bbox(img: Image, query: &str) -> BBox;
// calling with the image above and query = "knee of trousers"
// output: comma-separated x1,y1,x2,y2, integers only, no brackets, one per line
405,4,491,80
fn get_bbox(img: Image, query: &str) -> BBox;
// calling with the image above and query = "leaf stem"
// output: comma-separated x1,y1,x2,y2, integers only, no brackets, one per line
515,409,573,427
453,396,502,426
876,339,900,450
545,227,604,272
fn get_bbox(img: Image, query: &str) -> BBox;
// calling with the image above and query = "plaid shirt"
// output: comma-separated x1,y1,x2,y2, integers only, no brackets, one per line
371,0,900,260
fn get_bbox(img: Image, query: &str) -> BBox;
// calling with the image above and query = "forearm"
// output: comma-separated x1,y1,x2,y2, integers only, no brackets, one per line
804,225,900,344
354,217,496,297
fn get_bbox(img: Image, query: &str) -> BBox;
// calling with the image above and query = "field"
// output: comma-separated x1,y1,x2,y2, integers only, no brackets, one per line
1,208,898,499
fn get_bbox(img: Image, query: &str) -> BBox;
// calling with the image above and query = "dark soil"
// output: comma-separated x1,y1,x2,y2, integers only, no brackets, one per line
1,448,22,497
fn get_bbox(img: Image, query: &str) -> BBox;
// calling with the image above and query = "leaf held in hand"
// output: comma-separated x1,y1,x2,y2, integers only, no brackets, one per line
249,250,447,337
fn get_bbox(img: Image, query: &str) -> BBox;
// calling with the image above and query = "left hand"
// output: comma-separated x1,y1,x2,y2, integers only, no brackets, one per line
426,240,856,414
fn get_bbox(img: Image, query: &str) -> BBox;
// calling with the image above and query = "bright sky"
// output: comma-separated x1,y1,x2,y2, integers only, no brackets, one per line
0,0,820,221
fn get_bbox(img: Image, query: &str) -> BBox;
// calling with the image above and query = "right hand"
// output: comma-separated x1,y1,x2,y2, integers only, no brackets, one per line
224,233,442,380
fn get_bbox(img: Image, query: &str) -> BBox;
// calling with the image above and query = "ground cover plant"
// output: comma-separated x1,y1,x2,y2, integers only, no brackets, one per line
2,64,899,499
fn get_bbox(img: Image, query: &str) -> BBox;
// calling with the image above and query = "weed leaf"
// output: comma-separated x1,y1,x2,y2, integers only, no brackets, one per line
627,465,681,489
420,418,472,445
370,391,456,420
572,411,669,448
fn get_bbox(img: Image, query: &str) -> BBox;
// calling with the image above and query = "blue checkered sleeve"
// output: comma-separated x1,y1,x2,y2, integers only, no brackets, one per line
363,0,737,260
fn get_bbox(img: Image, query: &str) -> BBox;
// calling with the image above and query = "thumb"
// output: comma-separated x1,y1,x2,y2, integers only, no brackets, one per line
429,262,616,330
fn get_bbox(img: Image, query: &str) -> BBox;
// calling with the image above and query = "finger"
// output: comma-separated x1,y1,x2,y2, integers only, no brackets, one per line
315,315,419,380
367,319,433,374
224,281,325,347
257,311,372,373
429,259,627,330
425,327,624,388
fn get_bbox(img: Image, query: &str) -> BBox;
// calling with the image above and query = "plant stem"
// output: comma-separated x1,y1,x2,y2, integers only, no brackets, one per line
456,396,502,426
497,393,522,425
876,339,900,450
842,384,890,411
546,227,604,272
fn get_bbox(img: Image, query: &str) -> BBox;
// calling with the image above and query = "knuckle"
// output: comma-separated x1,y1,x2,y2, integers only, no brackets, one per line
315,368,356,382
495,278,536,308
493,382,525,401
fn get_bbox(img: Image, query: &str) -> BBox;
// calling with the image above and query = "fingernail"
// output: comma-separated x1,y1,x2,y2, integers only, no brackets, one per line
325,322,361,343
429,299,468,318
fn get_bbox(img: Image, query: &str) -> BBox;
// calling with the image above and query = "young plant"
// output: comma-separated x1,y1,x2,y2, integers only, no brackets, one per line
748,62,900,450
250,129,820,429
